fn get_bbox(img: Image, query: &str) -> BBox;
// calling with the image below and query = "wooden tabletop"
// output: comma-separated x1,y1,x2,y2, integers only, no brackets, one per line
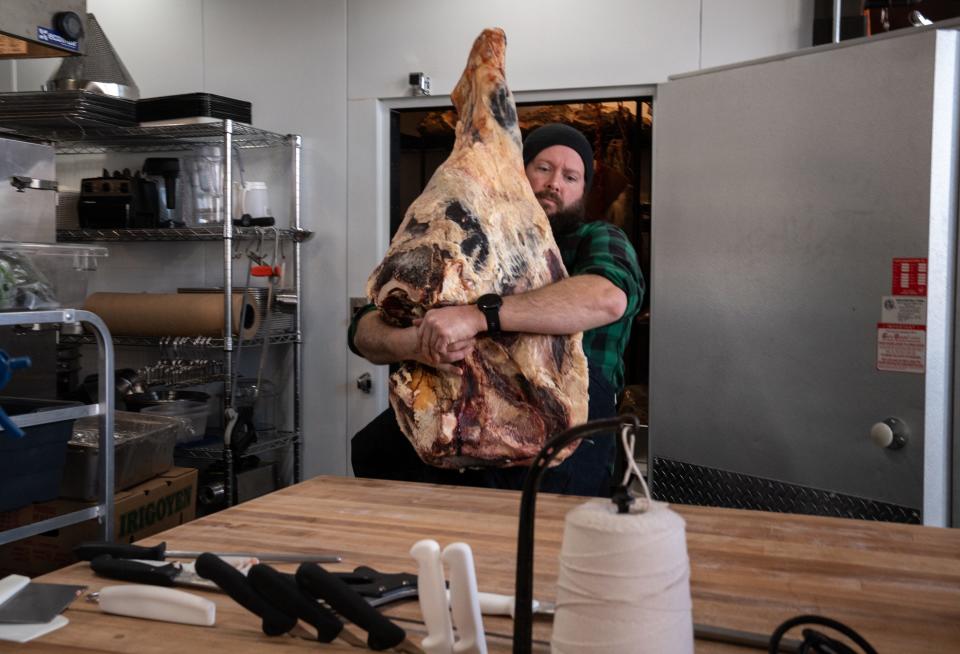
10,476,960,653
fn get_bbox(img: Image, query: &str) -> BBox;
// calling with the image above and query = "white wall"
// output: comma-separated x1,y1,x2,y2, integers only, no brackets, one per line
2,0,812,479
702,0,817,69
343,0,815,443
199,0,349,480
347,0,702,100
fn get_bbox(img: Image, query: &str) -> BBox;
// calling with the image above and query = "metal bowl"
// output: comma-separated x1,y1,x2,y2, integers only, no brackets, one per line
123,389,210,412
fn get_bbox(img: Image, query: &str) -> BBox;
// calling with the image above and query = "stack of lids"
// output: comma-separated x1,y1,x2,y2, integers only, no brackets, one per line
136,93,252,124
0,90,137,130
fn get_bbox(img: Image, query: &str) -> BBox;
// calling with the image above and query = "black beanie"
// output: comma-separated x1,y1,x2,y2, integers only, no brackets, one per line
522,123,594,190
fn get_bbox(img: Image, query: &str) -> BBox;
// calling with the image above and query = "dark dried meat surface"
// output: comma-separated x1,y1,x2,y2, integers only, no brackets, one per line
366,28,589,468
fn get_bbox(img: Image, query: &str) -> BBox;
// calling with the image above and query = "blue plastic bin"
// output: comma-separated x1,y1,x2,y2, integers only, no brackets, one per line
0,397,80,512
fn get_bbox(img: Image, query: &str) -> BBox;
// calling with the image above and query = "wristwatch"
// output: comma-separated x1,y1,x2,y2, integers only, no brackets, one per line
476,293,503,334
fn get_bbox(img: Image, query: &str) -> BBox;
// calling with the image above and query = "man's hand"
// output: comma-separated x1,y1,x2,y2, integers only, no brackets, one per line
412,316,475,375
417,305,487,364
354,307,476,375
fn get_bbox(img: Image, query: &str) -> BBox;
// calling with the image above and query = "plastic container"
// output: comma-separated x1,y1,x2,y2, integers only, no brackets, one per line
123,389,209,412
142,400,208,442
182,146,224,225
59,410,179,500
0,396,80,511
0,242,108,310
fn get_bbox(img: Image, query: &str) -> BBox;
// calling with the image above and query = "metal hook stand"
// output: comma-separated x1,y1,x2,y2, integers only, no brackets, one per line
512,414,644,654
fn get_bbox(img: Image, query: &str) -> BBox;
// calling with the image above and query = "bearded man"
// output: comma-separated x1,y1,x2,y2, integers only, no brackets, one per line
349,123,644,496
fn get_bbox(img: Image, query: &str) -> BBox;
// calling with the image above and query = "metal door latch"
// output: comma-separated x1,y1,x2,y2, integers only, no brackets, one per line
10,176,58,192
870,417,908,450
357,373,372,394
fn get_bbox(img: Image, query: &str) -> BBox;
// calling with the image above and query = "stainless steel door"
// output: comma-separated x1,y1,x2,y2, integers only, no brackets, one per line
0,136,57,243
650,28,959,525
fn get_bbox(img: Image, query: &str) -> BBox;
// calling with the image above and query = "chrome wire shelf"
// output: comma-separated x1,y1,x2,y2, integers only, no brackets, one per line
175,430,299,461
57,227,313,242
157,373,226,388
61,332,300,348
20,121,291,153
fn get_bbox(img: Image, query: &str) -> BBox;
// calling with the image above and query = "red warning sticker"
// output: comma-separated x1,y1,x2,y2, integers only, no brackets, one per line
892,258,927,296
877,323,925,374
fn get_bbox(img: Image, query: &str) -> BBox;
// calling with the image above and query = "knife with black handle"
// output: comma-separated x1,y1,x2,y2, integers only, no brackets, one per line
79,542,169,561
296,562,421,653
248,563,364,647
194,552,296,636
75,540,340,563
90,555,180,587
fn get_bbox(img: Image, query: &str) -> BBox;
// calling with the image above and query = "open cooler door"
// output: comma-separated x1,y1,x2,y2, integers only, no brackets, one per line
649,26,960,526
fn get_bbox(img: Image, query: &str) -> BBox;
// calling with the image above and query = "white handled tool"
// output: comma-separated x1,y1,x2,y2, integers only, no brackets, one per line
410,539,454,654
473,592,542,618
442,543,487,654
94,585,216,626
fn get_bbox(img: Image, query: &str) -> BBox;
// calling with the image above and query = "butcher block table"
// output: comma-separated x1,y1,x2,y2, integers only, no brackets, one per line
10,476,960,653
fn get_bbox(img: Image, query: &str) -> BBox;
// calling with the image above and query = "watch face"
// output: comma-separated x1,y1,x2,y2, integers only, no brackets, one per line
477,293,502,310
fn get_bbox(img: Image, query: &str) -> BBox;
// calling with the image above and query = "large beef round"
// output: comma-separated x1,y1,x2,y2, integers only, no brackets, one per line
366,28,589,468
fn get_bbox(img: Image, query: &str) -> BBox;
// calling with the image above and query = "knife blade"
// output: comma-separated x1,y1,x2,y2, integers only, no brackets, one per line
75,541,340,564
90,556,221,591
0,577,85,624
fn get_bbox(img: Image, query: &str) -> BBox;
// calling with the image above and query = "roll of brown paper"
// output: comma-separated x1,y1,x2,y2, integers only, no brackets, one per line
83,292,261,338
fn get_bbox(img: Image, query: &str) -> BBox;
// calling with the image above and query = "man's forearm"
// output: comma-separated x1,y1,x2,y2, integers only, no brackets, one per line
353,310,417,364
416,274,629,358
500,274,627,334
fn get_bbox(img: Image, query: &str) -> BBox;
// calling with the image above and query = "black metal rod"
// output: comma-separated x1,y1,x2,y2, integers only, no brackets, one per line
512,414,642,654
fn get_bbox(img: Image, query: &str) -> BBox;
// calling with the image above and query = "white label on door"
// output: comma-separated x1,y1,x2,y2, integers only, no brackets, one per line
881,296,926,326
877,323,925,374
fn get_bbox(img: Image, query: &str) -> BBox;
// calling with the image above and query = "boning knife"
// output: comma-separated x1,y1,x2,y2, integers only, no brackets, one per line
75,540,340,564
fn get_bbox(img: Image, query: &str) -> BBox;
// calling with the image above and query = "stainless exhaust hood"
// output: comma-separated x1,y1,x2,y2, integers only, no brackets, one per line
45,14,138,99
0,0,87,59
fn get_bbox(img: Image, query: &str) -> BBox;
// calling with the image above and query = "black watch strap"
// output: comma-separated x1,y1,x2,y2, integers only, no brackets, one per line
476,293,503,334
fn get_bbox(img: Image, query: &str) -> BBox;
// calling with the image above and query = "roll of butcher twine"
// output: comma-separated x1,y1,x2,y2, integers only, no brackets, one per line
551,431,693,653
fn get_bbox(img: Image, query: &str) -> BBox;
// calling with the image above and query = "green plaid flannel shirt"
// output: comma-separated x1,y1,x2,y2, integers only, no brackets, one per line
554,221,643,392
348,220,644,392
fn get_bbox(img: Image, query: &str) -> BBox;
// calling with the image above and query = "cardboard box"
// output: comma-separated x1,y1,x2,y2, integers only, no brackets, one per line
0,466,197,578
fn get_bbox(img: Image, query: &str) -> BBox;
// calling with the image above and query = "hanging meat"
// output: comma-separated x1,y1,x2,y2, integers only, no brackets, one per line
365,27,589,468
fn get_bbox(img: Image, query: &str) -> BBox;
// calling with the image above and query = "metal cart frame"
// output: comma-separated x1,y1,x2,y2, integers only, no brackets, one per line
0,309,115,545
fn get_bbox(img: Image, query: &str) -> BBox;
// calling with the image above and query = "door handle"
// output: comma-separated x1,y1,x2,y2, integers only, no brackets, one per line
11,176,58,192
870,417,908,450
356,373,372,394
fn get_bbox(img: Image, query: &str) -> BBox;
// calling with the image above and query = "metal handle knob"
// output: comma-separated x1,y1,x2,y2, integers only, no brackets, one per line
357,373,372,394
870,418,908,450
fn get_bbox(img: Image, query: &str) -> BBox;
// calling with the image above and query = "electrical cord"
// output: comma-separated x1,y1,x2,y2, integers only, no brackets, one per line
769,615,878,654
512,414,643,654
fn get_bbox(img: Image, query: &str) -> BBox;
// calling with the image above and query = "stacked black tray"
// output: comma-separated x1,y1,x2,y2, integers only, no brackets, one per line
136,93,252,124
0,91,138,130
